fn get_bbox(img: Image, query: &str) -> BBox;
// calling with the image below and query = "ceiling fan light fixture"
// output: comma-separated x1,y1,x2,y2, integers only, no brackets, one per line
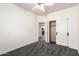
32,3,45,12
32,3,54,12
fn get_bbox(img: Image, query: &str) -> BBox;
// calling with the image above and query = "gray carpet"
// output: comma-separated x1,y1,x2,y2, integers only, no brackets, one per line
1,41,79,56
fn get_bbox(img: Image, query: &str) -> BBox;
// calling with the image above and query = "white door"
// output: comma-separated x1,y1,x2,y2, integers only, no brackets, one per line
56,19,68,46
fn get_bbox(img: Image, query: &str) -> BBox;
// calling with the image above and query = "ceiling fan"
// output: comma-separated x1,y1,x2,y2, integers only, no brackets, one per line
32,3,54,12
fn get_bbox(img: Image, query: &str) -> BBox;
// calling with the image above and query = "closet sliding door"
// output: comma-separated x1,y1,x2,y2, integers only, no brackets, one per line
56,19,68,47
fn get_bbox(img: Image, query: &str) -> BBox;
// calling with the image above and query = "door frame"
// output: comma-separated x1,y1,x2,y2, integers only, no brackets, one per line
49,20,56,43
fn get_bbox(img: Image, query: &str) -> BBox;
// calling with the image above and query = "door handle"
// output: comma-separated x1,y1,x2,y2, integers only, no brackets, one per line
56,32,58,35
67,32,69,36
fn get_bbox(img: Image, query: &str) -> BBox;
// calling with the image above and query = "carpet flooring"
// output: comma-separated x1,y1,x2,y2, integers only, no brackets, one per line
1,41,79,56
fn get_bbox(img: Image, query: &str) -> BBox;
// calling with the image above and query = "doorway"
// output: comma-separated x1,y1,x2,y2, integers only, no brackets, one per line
39,22,45,41
49,21,56,44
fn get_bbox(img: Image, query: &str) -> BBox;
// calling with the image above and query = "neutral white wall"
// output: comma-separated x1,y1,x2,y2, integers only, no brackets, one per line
0,3,38,55
47,6,78,50
38,16,47,22
77,5,79,52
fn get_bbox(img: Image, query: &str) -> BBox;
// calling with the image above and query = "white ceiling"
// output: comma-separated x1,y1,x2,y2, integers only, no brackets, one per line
15,3,78,16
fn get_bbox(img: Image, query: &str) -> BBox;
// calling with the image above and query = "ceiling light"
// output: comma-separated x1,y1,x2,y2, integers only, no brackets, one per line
32,3,45,12
32,3,54,12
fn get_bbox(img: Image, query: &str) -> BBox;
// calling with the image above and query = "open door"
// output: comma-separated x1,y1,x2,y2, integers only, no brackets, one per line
49,21,56,43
